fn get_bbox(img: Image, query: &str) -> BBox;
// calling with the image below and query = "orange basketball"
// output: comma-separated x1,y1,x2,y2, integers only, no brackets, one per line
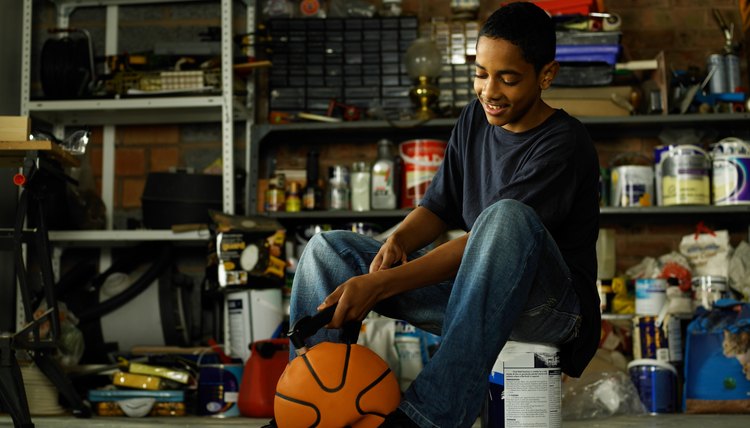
274,341,401,427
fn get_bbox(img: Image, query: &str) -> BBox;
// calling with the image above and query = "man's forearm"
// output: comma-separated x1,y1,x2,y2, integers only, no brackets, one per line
390,206,450,254
374,232,469,300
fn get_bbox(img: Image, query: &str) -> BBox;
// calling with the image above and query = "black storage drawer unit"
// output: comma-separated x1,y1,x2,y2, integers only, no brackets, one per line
141,172,222,229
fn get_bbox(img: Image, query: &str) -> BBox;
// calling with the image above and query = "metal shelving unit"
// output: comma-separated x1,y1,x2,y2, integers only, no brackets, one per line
247,112,750,225
20,0,256,242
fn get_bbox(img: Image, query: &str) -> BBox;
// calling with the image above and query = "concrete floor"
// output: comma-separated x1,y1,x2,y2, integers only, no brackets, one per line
2,414,750,427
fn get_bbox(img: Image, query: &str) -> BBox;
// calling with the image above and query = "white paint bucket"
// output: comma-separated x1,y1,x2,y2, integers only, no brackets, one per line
711,138,750,205
609,165,654,207
486,342,561,428
635,278,667,315
659,145,710,206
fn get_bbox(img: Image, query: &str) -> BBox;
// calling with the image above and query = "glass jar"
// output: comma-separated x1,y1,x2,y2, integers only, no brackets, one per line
350,161,371,211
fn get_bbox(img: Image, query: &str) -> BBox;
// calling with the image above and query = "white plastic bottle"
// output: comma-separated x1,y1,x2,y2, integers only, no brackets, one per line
371,139,397,210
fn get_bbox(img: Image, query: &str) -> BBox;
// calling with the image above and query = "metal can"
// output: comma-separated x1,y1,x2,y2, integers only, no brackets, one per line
707,54,727,94
198,364,243,417
726,53,741,92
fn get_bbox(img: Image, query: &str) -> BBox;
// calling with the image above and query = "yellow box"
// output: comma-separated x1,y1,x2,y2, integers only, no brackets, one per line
111,371,162,390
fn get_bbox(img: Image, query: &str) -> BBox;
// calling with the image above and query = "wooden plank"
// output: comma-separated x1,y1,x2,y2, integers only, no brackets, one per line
0,116,30,141
0,141,80,167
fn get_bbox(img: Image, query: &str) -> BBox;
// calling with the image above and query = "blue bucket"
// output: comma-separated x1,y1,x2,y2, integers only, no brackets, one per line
627,358,677,414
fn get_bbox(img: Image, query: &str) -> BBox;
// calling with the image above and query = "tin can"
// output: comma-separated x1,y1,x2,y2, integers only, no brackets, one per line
711,138,750,205
691,276,729,310
486,342,561,428
609,165,654,207
707,53,727,94
198,364,243,417
633,316,669,361
628,359,678,414
635,278,667,315
726,54,741,92
659,145,711,206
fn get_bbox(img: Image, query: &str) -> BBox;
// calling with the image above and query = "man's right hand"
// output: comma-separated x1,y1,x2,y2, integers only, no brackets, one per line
369,235,408,273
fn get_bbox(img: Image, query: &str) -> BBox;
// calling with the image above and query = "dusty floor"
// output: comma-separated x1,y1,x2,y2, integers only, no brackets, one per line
2,414,750,427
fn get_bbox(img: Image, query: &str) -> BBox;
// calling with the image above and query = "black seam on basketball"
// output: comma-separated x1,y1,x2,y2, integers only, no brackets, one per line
274,392,321,427
354,367,394,417
301,343,350,392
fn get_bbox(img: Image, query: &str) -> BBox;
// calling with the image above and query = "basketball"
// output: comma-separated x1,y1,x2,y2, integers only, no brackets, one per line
274,341,401,427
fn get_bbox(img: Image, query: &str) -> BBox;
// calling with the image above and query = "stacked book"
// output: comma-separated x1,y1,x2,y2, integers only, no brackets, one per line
554,31,621,86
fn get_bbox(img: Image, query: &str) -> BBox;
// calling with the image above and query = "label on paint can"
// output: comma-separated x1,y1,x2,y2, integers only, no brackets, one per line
635,278,667,316
198,364,243,417
487,342,561,428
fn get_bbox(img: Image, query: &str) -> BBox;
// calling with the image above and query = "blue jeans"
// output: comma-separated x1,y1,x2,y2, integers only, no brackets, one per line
289,199,581,428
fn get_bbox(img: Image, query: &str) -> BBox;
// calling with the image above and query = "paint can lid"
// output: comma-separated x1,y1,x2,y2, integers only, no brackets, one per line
627,358,677,374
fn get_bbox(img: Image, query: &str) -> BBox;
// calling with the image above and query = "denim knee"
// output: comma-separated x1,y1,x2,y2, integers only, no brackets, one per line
475,199,540,232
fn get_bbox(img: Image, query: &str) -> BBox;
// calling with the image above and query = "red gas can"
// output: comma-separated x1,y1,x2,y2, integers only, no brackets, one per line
238,338,289,418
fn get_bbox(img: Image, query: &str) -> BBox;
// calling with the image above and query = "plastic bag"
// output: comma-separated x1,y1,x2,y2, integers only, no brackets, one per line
562,371,646,420
728,241,750,300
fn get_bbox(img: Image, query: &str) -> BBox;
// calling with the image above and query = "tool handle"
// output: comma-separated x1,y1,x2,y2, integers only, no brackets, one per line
287,304,337,350
287,304,361,350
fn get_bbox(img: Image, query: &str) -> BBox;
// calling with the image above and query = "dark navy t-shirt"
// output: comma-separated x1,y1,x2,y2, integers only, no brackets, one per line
420,99,600,377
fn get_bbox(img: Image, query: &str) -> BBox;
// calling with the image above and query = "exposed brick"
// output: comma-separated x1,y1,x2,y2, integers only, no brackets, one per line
150,147,180,172
89,147,103,177
117,125,180,146
121,178,146,209
115,148,146,176
89,126,103,146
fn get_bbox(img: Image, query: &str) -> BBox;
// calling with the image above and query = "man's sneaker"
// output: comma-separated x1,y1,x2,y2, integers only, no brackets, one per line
379,408,419,427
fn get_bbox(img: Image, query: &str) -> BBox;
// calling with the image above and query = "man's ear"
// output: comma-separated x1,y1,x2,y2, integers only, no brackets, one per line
539,61,559,90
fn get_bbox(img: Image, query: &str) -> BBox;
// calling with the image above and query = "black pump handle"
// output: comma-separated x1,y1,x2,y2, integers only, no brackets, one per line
287,304,362,350
287,304,337,350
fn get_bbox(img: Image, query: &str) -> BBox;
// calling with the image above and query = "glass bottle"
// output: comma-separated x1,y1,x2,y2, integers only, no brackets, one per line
302,150,324,210
350,161,371,211
285,181,301,212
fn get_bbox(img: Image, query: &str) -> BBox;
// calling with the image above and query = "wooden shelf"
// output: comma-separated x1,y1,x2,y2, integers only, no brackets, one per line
0,140,80,168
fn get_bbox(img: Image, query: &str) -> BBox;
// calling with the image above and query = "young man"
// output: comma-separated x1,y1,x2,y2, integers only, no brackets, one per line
289,2,600,427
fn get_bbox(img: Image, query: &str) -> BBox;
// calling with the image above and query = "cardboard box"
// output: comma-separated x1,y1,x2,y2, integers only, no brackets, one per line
0,116,30,141
543,86,633,117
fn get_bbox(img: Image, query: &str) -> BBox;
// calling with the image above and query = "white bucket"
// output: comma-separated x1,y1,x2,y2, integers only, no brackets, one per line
485,342,561,428
711,138,750,205
659,145,710,206
609,165,654,207
635,278,667,315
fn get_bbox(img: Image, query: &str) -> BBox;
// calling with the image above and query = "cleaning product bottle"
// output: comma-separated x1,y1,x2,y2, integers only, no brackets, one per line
371,139,397,210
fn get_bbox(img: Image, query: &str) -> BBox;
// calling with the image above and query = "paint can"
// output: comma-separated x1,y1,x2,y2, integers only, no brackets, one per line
659,145,710,206
691,276,730,310
707,54,727,94
609,165,654,207
635,278,667,316
627,359,678,414
632,316,669,362
399,139,447,208
726,54,741,92
711,138,750,205
485,341,561,428
198,364,243,417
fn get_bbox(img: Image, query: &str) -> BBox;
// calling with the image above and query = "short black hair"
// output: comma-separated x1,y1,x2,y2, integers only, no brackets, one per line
478,1,556,73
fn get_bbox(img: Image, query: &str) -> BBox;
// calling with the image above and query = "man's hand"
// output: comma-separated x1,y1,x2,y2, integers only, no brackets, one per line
369,235,408,273
317,272,386,328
